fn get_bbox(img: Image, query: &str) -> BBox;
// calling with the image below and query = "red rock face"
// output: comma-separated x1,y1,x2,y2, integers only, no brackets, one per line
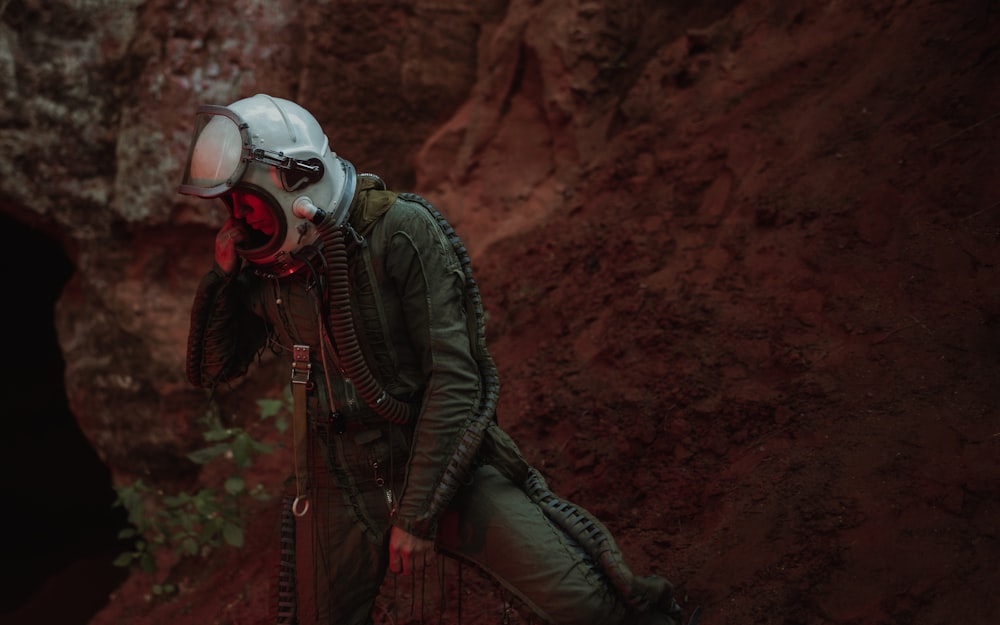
2,0,997,623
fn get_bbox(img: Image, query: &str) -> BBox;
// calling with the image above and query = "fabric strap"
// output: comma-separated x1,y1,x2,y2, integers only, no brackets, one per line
290,344,312,516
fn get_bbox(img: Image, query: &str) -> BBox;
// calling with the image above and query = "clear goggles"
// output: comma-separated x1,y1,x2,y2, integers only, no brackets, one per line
178,105,323,198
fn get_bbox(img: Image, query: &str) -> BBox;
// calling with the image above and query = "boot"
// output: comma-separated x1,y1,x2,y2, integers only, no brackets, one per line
629,575,686,625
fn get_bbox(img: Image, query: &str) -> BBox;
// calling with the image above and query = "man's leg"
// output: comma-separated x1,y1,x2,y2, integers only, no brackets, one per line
437,465,628,625
297,462,389,625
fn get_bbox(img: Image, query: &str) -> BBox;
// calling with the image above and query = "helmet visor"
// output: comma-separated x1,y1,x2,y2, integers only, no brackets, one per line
178,106,250,198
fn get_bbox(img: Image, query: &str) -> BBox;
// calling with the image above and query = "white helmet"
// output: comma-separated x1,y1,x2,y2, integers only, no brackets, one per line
178,94,356,275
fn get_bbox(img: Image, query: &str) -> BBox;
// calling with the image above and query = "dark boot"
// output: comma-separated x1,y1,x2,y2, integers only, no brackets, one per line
629,575,685,625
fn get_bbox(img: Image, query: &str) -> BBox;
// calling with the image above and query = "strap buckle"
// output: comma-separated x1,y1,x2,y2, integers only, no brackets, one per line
291,344,311,385
290,344,312,515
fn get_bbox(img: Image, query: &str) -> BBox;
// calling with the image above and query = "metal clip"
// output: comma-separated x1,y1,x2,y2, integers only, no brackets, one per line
371,459,394,513
291,344,311,385
343,378,359,412
342,223,367,252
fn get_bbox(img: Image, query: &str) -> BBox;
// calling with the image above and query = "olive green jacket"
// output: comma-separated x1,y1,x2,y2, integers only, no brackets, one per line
186,182,483,538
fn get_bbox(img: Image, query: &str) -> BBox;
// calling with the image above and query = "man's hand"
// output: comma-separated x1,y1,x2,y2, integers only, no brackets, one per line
214,218,246,275
388,526,434,576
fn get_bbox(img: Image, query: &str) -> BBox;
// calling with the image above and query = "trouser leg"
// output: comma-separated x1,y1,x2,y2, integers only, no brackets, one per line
297,441,391,625
437,465,628,625
296,422,389,625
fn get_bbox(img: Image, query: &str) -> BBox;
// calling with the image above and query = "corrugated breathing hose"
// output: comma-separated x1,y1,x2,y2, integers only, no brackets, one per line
314,219,413,425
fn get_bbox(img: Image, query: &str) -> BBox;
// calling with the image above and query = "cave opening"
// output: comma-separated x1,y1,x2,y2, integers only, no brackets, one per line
0,212,130,625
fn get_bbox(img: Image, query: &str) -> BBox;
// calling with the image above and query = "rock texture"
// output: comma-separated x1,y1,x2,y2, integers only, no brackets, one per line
1,0,998,624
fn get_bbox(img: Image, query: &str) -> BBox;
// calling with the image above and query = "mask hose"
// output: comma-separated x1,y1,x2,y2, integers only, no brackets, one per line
313,218,413,425
310,189,501,533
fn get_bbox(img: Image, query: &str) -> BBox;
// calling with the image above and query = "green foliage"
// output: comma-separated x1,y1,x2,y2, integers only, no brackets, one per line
113,386,292,576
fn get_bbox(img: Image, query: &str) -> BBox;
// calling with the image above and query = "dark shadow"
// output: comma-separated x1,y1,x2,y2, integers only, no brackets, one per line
0,212,130,625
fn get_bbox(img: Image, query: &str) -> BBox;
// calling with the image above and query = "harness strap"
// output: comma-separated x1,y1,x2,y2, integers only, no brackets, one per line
275,495,298,624
290,344,311,516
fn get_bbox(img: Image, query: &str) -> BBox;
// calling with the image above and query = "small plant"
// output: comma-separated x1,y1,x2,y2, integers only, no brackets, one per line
113,386,292,576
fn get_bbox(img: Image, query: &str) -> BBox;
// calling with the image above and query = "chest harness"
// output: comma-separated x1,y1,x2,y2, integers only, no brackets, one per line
281,179,500,523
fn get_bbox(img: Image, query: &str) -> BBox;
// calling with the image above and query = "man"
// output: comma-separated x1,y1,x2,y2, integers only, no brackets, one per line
181,93,683,625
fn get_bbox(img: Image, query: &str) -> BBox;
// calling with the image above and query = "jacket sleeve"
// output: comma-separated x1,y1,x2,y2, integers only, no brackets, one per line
186,265,269,389
383,206,481,539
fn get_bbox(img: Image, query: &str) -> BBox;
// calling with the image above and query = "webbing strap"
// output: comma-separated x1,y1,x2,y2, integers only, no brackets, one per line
275,495,298,624
290,344,311,517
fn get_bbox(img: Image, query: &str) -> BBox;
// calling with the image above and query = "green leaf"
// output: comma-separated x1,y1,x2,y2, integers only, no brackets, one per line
152,583,177,596
193,489,219,515
251,439,275,455
203,427,234,442
188,442,231,465
117,528,138,539
249,484,272,502
113,552,135,567
222,522,244,548
224,476,246,495
139,553,156,574
257,398,284,420
275,415,289,434
164,492,192,507
231,433,251,468
181,537,199,556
